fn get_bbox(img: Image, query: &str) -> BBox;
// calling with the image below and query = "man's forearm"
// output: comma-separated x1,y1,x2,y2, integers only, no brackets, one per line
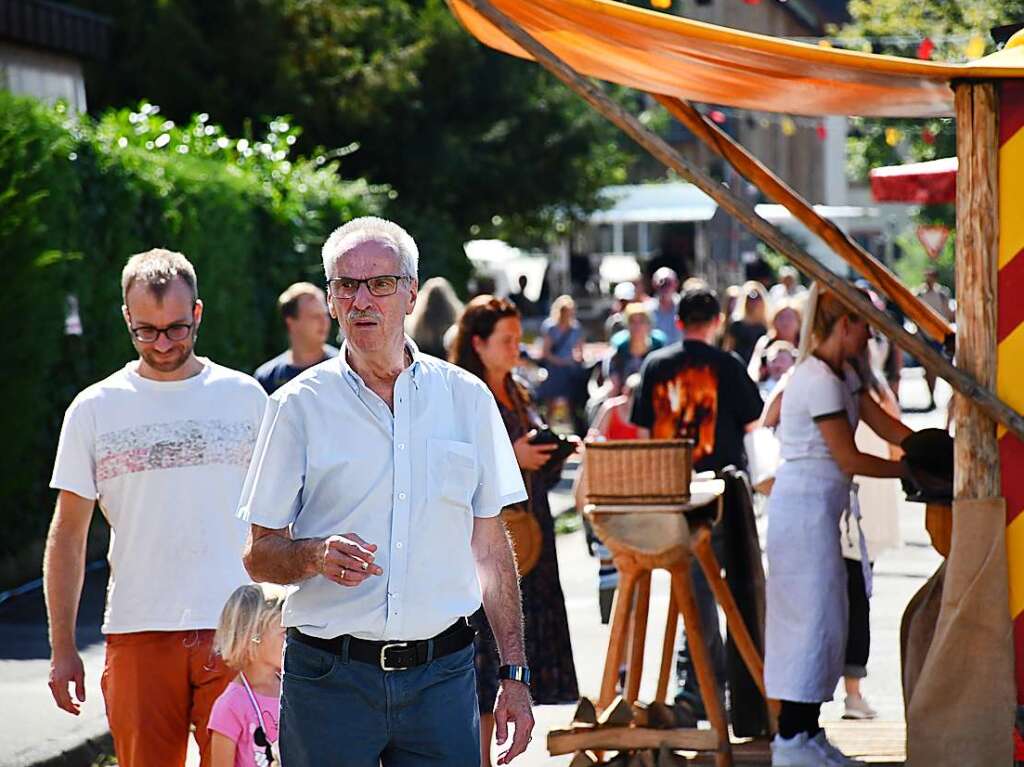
243,534,324,585
479,530,527,666
43,520,87,653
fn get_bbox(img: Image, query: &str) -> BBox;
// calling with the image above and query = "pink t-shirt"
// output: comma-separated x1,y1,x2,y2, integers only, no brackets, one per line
208,681,280,767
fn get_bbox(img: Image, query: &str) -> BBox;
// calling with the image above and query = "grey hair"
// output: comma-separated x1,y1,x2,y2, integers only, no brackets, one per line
321,216,419,280
121,248,198,302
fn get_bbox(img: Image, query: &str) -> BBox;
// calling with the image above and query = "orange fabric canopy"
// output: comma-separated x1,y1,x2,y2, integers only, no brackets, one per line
449,0,1024,118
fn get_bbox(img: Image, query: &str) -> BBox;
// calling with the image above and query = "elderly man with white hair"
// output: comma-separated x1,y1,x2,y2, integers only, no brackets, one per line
238,217,535,766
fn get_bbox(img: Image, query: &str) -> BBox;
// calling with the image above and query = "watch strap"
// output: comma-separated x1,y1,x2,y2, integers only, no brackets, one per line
498,664,532,685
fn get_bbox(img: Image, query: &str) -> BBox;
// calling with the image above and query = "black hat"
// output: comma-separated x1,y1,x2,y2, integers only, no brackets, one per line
678,287,720,325
901,428,954,503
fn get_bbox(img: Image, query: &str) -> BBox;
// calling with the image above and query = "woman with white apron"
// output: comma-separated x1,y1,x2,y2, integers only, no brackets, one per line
765,286,912,767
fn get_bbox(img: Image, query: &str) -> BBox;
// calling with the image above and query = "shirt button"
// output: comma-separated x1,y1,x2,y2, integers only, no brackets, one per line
396,542,403,549
398,443,405,450
398,492,407,500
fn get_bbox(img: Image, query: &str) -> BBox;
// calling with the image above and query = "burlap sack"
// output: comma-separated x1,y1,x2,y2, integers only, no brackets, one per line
904,497,1015,767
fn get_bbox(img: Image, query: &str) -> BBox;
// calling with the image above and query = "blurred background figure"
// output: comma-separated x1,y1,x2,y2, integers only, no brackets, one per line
769,265,807,305
759,340,797,399
646,266,682,345
722,284,742,327
406,276,464,359
254,282,337,394
538,295,586,427
606,303,665,396
723,280,769,365
747,300,802,385
914,267,955,411
604,281,637,340
449,295,580,766
509,274,539,319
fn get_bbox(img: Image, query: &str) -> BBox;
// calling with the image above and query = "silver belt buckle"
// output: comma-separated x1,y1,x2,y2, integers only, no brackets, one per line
380,641,409,671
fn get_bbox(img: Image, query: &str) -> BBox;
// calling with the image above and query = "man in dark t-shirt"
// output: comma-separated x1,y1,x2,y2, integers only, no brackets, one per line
631,286,764,722
254,282,339,394
631,289,763,471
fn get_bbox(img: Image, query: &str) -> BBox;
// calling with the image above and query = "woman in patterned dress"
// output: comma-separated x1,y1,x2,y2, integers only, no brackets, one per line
450,295,580,766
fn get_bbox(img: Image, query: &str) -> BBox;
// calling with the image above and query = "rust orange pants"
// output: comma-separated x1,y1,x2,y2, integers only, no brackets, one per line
101,630,231,767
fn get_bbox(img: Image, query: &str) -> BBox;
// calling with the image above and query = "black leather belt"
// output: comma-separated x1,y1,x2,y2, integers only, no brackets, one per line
287,618,475,671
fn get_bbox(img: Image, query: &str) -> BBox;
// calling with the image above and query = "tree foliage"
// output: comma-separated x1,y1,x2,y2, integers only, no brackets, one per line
836,0,1023,286
0,93,376,585
75,0,630,283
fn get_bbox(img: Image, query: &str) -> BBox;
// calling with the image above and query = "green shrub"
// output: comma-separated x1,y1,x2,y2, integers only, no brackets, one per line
0,93,378,587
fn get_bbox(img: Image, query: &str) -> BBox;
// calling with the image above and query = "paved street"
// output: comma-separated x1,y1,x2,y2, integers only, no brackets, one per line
0,372,948,766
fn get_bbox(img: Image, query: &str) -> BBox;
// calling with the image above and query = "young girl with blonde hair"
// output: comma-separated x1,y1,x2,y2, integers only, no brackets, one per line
208,584,286,767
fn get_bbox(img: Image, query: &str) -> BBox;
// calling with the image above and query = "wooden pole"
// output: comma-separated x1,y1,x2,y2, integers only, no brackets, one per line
655,95,952,345
462,0,1024,443
953,81,1000,501
625,571,652,703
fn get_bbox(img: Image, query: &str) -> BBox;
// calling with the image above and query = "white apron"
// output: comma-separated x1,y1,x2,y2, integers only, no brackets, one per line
764,457,857,702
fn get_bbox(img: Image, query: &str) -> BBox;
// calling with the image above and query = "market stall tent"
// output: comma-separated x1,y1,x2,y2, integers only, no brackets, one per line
448,0,1024,764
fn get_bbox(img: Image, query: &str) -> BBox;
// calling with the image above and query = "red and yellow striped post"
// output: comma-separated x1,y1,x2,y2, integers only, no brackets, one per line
997,78,1024,758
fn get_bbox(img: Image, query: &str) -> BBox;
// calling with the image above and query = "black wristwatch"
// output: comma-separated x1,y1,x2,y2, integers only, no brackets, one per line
498,664,532,685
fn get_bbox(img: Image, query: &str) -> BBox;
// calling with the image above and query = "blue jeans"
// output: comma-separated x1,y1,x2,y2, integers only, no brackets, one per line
280,637,480,766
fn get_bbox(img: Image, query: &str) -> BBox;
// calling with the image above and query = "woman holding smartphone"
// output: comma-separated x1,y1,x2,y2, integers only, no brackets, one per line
450,295,580,766
765,286,912,767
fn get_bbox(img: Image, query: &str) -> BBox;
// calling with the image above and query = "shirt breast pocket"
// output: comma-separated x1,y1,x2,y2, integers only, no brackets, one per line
429,438,478,512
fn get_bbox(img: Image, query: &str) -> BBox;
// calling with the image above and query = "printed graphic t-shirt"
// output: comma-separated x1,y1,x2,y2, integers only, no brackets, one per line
50,359,267,633
631,340,764,473
208,682,280,767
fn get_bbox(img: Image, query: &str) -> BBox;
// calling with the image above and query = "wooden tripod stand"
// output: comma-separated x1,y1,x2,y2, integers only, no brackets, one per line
577,483,774,767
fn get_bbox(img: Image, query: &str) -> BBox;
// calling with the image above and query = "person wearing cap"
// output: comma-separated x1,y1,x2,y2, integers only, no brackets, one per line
238,217,535,766
631,286,764,726
645,266,683,345
605,281,637,340
914,268,954,411
769,265,807,305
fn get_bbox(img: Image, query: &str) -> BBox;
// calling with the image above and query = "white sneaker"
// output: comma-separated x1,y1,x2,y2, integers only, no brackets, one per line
771,731,866,766
809,731,868,766
843,694,878,720
771,733,815,767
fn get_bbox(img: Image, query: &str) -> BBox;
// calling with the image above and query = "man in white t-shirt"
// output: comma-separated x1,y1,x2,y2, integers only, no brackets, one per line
44,249,267,767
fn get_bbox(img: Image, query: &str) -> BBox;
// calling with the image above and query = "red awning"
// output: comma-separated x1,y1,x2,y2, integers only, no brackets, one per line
869,156,958,204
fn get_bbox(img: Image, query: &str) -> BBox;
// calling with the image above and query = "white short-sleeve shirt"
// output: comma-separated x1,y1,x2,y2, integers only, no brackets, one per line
236,342,528,641
49,359,267,633
778,356,862,464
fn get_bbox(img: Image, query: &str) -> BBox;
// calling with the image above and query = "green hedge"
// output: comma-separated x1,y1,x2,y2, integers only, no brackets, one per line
0,94,378,588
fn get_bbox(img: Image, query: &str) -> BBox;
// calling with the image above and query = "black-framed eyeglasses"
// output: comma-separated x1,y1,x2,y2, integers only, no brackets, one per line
128,322,194,343
327,275,410,300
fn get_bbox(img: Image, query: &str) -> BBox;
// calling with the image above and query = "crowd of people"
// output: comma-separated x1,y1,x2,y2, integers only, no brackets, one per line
40,215,954,767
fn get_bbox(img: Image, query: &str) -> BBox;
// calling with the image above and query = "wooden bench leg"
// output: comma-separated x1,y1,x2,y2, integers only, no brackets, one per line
692,527,779,733
672,566,733,767
600,565,639,708
656,586,679,703
625,570,652,704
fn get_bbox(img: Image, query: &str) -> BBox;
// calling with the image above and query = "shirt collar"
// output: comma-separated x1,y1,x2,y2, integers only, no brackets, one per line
339,336,424,391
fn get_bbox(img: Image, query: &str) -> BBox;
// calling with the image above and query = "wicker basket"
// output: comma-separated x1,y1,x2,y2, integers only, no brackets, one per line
583,439,694,505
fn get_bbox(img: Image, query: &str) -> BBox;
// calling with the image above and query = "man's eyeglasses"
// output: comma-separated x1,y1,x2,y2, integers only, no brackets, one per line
327,275,410,300
129,322,194,343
